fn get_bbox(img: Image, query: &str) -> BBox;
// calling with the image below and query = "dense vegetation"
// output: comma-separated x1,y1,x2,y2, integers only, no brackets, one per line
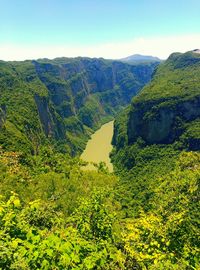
0,51,200,269
1,147,199,269
111,50,200,269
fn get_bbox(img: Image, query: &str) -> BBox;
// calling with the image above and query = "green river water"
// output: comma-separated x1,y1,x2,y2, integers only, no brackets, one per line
81,121,114,172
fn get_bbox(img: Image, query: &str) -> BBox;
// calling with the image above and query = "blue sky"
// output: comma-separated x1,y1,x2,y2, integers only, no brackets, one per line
1,0,200,59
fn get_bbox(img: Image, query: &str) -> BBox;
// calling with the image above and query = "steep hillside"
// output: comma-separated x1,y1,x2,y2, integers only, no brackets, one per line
127,51,200,148
111,51,200,268
0,58,157,155
112,50,200,181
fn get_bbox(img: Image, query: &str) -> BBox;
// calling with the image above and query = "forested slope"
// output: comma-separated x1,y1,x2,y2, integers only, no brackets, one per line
111,50,200,269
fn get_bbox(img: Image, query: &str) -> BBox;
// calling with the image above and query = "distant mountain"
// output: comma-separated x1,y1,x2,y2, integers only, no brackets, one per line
193,48,200,54
120,54,161,64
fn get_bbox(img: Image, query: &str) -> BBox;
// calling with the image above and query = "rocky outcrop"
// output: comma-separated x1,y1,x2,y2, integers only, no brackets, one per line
128,96,200,144
0,106,6,128
127,51,200,148
32,58,157,132
34,94,65,139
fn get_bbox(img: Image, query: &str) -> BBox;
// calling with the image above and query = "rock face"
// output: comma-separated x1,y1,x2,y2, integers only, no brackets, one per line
0,57,157,155
127,51,200,148
34,94,65,139
0,106,6,129
128,97,200,144
32,58,157,120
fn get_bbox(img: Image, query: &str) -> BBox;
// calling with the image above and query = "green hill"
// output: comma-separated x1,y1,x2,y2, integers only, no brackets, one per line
127,51,200,148
111,50,200,269
113,50,200,151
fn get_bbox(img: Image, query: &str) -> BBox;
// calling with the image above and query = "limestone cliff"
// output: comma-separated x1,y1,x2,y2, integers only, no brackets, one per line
0,57,157,155
127,51,200,149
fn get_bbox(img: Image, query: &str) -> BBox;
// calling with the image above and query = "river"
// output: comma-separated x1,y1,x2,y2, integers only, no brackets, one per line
81,121,114,172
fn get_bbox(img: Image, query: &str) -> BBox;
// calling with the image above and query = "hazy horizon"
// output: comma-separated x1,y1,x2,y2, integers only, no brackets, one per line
1,0,200,60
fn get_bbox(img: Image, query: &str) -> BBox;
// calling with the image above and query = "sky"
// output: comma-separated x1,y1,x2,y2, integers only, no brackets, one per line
0,0,200,60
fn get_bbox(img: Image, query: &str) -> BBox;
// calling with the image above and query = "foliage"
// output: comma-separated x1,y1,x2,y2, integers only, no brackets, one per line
122,152,200,269
0,147,117,215
1,151,199,269
0,192,125,270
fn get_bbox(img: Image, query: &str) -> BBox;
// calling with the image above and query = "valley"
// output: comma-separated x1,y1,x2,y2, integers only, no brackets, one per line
0,57,157,156
0,51,200,270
